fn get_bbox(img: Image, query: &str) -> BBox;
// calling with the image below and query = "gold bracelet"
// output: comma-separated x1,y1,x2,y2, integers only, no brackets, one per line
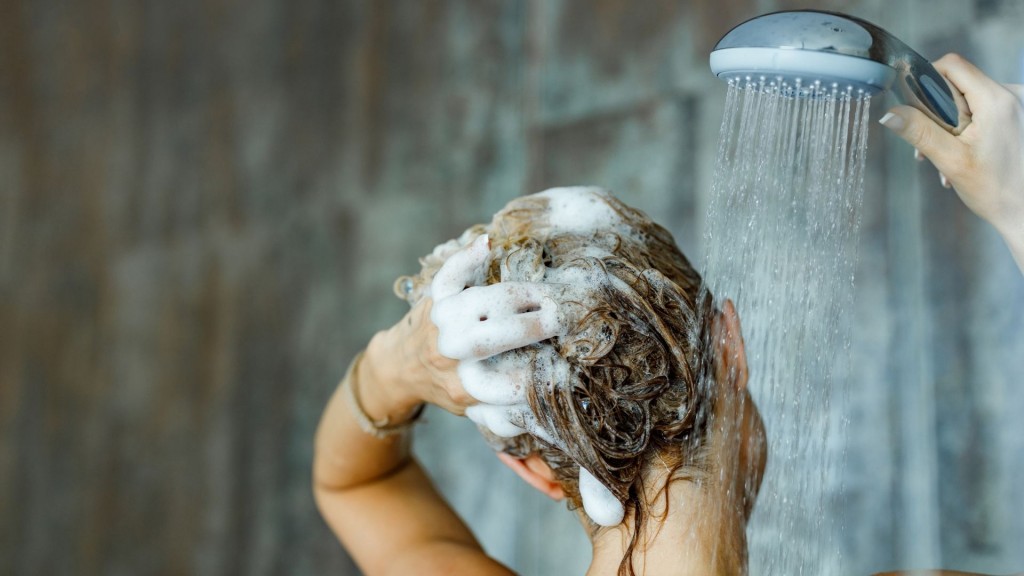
342,350,425,439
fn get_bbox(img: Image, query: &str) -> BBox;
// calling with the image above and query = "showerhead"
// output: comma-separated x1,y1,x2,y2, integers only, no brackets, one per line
710,10,971,134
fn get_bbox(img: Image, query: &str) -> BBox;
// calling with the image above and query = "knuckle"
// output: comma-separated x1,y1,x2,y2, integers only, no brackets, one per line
426,346,453,370
932,53,956,71
906,121,931,149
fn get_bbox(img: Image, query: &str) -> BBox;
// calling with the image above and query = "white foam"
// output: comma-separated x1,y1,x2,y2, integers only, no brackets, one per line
533,345,572,392
465,401,561,446
428,234,489,303
433,283,565,360
542,259,608,291
536,187,624,236
458,356,528,405
578,466,625,526
465,404,527,438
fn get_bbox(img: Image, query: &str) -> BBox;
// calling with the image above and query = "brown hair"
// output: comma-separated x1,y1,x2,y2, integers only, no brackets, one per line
398,189,720,576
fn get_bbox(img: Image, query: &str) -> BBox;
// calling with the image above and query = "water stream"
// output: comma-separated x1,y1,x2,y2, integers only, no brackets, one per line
702,79,872,574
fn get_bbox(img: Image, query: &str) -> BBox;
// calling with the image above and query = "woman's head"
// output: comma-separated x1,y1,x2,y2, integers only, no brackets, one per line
397,187,765,573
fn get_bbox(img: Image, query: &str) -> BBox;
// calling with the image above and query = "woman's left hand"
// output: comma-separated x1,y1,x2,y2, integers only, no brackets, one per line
880,54,1024,245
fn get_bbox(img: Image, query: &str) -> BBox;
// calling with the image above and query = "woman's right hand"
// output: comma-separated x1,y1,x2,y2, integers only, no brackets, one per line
880,54,1024,257
361,298,473,417
360,233,568,420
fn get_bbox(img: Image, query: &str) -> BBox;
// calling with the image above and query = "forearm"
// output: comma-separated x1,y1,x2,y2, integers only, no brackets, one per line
312,332,504,575
313,335,424,494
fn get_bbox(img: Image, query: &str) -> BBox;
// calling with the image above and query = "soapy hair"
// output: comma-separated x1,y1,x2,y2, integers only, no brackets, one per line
396,190,719,576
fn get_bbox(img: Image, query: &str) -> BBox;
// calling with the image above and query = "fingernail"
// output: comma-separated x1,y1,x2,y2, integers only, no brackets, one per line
940,173,951,188
879,112,905,131
914,148,924,162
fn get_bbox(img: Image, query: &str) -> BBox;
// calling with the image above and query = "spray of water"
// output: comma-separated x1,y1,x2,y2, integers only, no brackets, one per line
702,79,871,574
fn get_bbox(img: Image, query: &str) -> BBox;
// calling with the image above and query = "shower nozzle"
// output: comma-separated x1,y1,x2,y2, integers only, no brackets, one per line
710,10,971,134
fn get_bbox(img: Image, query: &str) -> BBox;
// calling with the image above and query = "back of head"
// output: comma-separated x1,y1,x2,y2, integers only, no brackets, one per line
397,187,724,572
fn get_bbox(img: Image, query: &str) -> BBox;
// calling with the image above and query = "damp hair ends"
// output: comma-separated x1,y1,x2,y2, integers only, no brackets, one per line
398,187,722,576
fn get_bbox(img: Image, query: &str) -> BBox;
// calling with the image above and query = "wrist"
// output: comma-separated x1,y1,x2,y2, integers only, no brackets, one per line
359,334,424,422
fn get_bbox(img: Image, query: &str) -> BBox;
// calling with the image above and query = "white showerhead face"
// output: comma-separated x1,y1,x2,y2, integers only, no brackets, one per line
710,47,894,96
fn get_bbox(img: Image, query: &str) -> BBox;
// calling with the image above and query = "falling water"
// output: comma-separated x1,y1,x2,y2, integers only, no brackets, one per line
702,80,871,575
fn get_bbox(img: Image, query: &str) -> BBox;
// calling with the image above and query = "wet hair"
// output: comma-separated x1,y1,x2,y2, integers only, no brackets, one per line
396,189,720,576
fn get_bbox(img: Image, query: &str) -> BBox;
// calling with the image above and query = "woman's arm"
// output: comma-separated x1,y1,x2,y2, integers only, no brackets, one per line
312,300,514,576
879,54,1024,274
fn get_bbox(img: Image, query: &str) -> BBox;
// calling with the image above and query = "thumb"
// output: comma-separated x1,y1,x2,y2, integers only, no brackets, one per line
879,105,964,170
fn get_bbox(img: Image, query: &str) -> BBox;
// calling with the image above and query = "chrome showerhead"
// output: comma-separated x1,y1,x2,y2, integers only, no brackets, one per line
710,10,971,134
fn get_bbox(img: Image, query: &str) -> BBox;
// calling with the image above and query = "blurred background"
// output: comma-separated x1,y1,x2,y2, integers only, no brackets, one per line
2,0,1023,574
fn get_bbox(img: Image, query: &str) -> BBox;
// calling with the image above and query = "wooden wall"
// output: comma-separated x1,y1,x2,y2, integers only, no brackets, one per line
1,0,1022,574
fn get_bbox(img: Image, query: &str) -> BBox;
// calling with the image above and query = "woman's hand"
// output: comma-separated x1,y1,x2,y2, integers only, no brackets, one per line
879,53,1024,270
359,233,569,420
314,235,525,576
361,298,475,417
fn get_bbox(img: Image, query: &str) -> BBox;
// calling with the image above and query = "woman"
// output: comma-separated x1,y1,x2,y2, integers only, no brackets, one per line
314,52,1023,575
314,186,767,575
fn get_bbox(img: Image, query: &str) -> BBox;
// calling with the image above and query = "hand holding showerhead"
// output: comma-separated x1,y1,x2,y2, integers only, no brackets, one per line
710,10,972,134
880,54,1024,274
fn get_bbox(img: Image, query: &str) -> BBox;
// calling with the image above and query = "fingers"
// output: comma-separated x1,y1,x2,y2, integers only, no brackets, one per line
430,234,490,302
465,403,529,438
458,346,568,405
433,282,567,360
458,356,530,405
430,235,571,361
932,53,1003,103
879,105,966,173
465,402,558,445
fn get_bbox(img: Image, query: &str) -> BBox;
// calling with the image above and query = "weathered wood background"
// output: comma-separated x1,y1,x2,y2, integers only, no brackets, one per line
2,0,1022,574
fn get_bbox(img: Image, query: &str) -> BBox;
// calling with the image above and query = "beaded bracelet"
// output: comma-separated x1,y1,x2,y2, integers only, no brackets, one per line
342,350,425,439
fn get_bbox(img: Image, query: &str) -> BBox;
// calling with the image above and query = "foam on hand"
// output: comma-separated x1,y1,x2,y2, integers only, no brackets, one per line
465,403,528,438
433,283,566,360
460,345,570,446
428,234,572,445
459,358,525,405
429,233,490,302
465,402,561,445
431,233,569,361
458,354,531,405
579,467,625,527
